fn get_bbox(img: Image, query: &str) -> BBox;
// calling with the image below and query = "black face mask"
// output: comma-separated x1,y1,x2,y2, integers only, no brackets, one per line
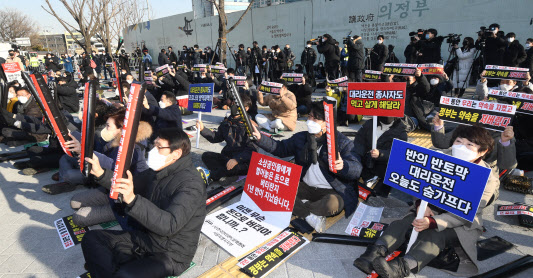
230,104,239,118
378,116,395,125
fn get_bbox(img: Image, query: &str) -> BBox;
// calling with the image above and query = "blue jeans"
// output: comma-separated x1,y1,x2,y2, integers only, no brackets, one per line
409,116,419,129
59,154,86,185
297,105,309,115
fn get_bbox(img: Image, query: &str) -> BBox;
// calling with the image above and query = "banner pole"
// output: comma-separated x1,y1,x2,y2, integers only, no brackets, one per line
372,116,378,150
406,200,428,253
196,112,202,148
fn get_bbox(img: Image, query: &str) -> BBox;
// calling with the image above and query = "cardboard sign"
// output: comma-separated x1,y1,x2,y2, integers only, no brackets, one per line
482,65,529,81
80,81,97,176
418,63,444,75
382,63,418,76
144,71,153,85
347,82,406,117
327,76,348,88
363,70,382,81
233,75,247,87
281,73,303,84
487,89,533,115
211,65,227,74
202,152,302,257
188,83,214,113
259,81,283,95
439,96,516,132
324,100,337,173
54,215,89,249
384,139,492,222
345,203,383,235
1,63,25,86
155,64,170,77
237,229,309,278
192,64,207,73
110,83,145,200
497,204,533,217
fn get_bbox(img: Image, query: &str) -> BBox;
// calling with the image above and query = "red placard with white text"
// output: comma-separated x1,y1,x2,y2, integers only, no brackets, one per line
324,100,337,173
2,63,25,85
347,82,406,117
418,63,444,75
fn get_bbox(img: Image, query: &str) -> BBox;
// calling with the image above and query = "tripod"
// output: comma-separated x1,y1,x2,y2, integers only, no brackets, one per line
210,38,238,69
364,48,373,71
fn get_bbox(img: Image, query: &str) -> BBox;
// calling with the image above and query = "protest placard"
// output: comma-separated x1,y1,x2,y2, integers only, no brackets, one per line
324,99,338,173
345,203,384,235
482,65,529,81
1,62,25,86
155,64,170,77
487,89,533,116
54,215,89,249
210,65,227,74
237,229,309,278
363,70,382,81
202,152,302,258
497,204,533,217
188,83,214,148
347,82,406,117
80,81,97,176
439,96,516,132
233,75,247,87
144,71,153,85
192,64,207,73
327,76,348,88
281,73,303,84
382,63,418,76
384,139,492,222
112,61,124,103
418,63,444,75
259,81,283,95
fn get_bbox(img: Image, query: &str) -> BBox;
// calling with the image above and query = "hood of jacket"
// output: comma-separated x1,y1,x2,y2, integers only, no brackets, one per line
111,121,153,148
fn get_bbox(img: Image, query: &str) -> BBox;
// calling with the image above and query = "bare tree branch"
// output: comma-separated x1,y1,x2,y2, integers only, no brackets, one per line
227,0,255,33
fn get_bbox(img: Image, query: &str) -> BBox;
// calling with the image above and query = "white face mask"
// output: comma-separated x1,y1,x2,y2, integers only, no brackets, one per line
526,44,531,50
307,45,311,48
146,148,169,171
126,79,133,84
100,128,117,142
452,144,478,162
377,40,383,44
18,96,29,104
8,92,15,99
430,79,439,86
306,120,323,134
500,84,513,91
321,38,326,42
508,37,515,43
159,101,167,109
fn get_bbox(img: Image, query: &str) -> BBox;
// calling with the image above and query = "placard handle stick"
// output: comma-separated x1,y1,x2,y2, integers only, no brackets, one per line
196,112,202,148
372,116,378,150
406,200,428,253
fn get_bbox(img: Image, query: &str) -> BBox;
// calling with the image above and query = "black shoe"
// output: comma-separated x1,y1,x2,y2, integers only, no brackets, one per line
353,245,387,274
218,175,239,186
42,182,77,195
13,161,30,170
372,256,411,278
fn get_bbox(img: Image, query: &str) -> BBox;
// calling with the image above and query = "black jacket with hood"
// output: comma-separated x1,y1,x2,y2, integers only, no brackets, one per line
317,35,340,69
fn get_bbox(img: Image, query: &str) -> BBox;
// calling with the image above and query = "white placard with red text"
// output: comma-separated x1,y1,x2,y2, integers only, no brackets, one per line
2,63,25,86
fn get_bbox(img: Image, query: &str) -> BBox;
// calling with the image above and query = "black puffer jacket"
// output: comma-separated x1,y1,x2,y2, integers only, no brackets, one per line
503,40,527,67
96,154,206,274
347,39,365,70
200,117,258,164
317,35,340,68
370,43,389,70
57,77,79,113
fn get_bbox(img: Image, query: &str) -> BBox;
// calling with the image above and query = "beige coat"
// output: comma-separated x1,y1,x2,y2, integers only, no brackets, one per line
432,160,500,276
6,56,24,71
257,89,298,131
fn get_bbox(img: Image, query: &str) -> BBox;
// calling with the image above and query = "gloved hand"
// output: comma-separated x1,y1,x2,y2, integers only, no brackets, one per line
0,108,16,126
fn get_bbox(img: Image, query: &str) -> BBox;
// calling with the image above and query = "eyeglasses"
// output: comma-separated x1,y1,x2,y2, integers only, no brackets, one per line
154,145,170,151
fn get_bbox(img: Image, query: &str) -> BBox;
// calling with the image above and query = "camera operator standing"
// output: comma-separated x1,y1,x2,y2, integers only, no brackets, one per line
250,41,263,85
477,23,506,66
346,35,365,82
503,32,527,67
301,41,317,85
404,32,420,63
236,44,249,75
370,35,388,71
451,37,475,97
317,34,340,79
272,45,286,81
521,39,533,74
417,29,444,64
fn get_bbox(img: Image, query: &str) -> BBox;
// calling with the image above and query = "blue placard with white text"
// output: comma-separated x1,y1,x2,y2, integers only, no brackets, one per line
188,83,214,113
383,139,491,222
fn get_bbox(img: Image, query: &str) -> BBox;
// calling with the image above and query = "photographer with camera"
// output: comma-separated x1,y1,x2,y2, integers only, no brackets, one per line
521,38,533,74
404,32,421,63
236,44,249,75
250,41,263,85
301,41,317,85
317,34,341,79
451,37,475,97
503,32,527,67
370,35,388,71
346,35,365,82
476,23,506,66
417,29,444,64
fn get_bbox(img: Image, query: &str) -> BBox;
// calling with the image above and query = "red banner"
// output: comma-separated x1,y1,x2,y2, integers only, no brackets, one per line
324,100,337,173
112,61,124,103
418,63,444,75
347,82,406,117
244,152,302,212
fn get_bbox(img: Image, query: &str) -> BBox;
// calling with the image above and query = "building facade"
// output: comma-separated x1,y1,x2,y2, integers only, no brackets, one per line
35,33,67,54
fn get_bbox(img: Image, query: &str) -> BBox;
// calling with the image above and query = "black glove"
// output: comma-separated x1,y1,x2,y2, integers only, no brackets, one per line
0,108,15,126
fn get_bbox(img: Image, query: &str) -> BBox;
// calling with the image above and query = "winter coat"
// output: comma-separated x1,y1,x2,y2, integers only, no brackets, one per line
257,89,297,131
158,52,170,66
301,48,317,67
62,57,73,73
168,51,178,64
404,75,430,118
480,36,506,66
520,47,533,73
273,51,286,72
370,43,389,71
417,37,444,64
56,77,79,113
143,103,183,133
95,153,206,272
200,117,259,164
14,97,47,142
425,78,453,107
250,47,262,68
293,83,313,111
451,47,475,88
45,56,61,72
317,37,340,69
6,56,24,70
81,56,93,75
256,131,362,216
347,39,365,70
475,80,533,101
503,40,527,67
404,43,419,64
353,118,408,180
192,50,202,65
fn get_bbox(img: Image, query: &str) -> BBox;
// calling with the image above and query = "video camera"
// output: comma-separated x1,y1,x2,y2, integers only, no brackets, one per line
310,36,323,45
343,35,359,45
409,29,426,42
444,33,462,45
478,26,496,39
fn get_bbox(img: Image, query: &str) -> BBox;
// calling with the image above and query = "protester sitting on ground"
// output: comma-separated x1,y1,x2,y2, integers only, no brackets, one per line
353,116,408,197
242,75,259,120
431,114,517,172
143,90,183,138
294,74,313,115
0,87,47,146
5,81,20,113
251,102,362,232
213,68,236,110
82,128,206,277
354,125,499,278
256,81,297,132
475,70,533,100
511,87,533,170
196,94,258,185
68,108,151,227
56,76,79,113
425,73,453,107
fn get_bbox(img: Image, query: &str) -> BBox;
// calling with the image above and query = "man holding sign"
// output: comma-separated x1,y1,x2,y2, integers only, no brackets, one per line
354,125,499,277
475,69,532,101
252,102,362,232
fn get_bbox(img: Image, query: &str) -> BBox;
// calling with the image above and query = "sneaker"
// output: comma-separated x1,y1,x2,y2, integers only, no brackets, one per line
22,168,52,176
197,167,211,186
305,213,326,233
42,182,77,195
218,175,239,186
